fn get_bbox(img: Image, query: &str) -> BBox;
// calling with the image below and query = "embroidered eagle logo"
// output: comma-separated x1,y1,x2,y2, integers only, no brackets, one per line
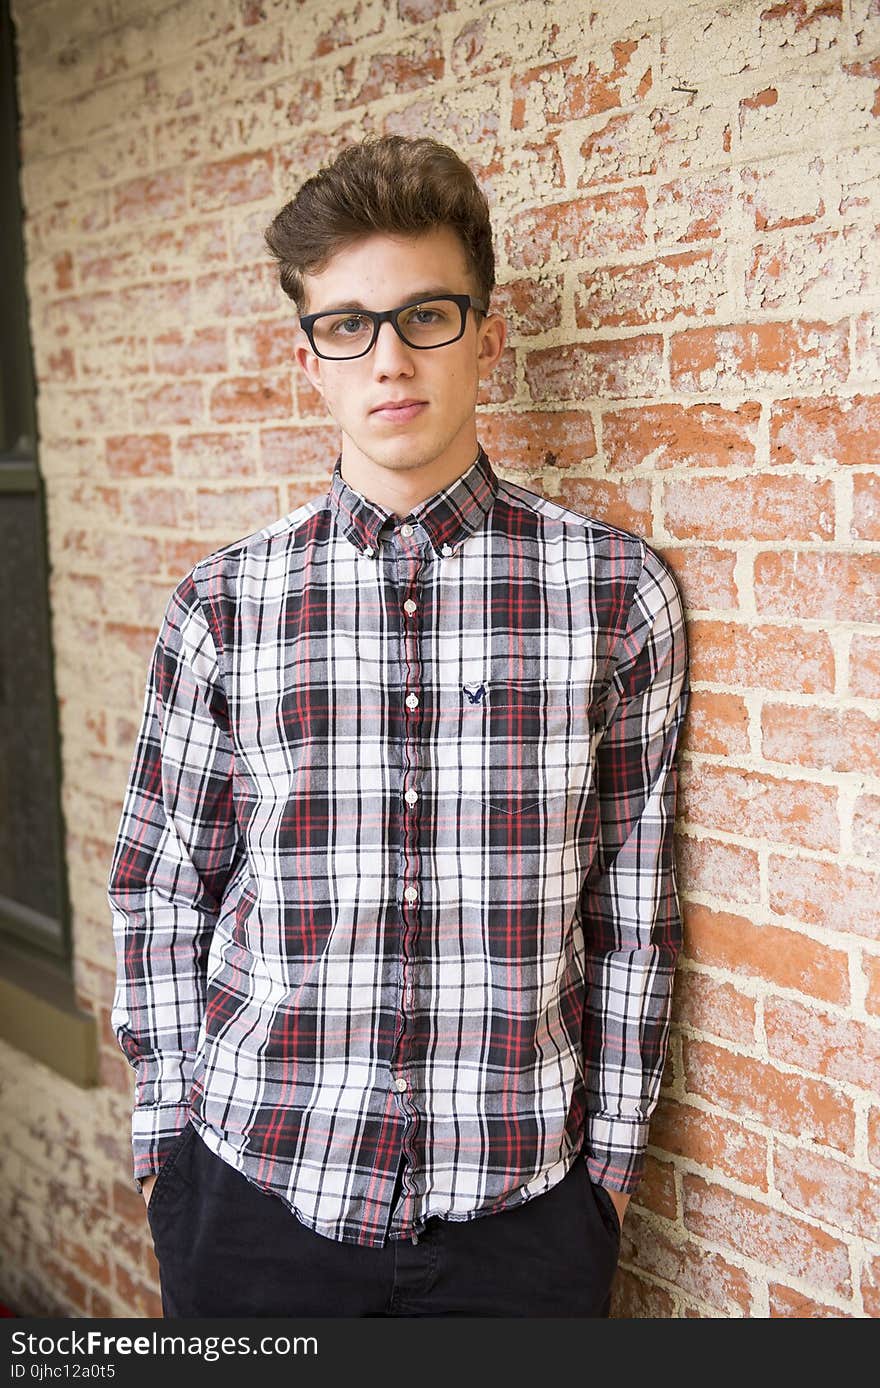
462,682,488,704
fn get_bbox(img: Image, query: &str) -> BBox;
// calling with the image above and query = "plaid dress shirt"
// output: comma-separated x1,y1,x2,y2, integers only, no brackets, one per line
109,444,690,1248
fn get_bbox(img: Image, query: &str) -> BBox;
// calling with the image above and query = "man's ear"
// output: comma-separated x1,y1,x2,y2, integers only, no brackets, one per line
476,310,507,378
293,331,325,399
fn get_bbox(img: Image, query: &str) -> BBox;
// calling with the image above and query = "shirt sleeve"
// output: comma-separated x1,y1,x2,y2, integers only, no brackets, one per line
580,541,690,1194
108,570,238,1189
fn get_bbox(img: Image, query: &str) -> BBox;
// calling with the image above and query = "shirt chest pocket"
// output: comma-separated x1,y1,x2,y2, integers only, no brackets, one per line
457,687,573,815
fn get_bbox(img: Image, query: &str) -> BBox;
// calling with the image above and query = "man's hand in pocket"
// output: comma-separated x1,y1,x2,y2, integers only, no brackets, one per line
141,1173,158,1209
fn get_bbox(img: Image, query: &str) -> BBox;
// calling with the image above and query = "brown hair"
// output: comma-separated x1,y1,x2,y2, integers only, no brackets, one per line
263,134,495,317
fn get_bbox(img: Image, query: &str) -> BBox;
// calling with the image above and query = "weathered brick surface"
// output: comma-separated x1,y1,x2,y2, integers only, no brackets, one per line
3,0,877,1321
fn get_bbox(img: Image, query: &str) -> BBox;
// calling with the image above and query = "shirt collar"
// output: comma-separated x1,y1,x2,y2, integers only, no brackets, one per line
327,445,498,558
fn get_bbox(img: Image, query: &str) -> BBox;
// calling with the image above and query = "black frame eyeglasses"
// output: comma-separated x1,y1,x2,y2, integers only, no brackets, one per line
299,293,489,360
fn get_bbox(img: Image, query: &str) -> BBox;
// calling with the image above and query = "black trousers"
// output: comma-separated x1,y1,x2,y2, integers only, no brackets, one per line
146,1122,621,1318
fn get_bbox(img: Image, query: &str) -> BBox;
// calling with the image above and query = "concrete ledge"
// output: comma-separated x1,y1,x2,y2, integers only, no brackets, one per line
0,941,99,1087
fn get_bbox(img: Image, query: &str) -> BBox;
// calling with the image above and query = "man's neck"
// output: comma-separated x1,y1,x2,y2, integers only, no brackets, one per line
339,442,481,520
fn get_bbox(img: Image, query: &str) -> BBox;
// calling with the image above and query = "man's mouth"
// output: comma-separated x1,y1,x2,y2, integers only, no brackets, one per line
371,400,427,422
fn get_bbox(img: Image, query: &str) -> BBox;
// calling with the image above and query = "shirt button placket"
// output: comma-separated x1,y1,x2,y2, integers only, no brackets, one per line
392,520,426,1238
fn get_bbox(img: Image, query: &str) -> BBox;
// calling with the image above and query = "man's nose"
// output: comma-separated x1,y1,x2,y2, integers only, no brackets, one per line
371,317,414,368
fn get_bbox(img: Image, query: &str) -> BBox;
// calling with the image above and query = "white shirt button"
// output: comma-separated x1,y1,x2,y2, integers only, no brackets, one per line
363,545,374,557
404,788,418,805
403,599,417,614
441,544,453,556
400,524,414,537
394,1077,407,1093
405,693,419,709
404,886,418,903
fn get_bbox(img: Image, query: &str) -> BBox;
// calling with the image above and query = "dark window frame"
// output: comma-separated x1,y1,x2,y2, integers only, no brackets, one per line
0,0,97,1086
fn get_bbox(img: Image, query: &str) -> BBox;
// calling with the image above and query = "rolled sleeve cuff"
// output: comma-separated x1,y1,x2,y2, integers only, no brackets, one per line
131,1101,193,1191
584,1114,651,1194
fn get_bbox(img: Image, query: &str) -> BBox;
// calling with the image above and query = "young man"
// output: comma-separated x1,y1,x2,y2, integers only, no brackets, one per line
109,134,690,1318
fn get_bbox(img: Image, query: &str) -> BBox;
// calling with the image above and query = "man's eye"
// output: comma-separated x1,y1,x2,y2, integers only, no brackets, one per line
330,316,367,335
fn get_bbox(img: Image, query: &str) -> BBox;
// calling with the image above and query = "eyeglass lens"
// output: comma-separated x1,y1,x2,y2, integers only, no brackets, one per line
311,298,463,358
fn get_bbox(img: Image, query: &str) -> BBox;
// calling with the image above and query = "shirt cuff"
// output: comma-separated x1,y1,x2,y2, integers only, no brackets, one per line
584,1114,651,1194
131,1103,193,1189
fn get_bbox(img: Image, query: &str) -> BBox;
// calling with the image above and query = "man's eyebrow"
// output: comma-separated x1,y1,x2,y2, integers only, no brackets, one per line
312,286,461,313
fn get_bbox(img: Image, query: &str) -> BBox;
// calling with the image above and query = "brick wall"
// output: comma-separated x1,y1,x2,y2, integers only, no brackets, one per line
2,0,878,1317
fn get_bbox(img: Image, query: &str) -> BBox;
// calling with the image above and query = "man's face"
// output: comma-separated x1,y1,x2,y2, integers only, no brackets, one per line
294,225,505,482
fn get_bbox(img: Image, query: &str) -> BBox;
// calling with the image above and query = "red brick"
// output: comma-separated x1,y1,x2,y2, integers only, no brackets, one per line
687,620,835,693
473,410,597,472
682,1172,852,1297
746,225,875,312
209,374,292,423
864,952,880,1018
113,1262,162,1318
610,1265,676,1318
850,634,880,697
663,475,834,541
175,431,258,479
654,171,735,244
260,424,340,476
153,327,227,375
577,111,659,188
775,1142,880,1241
45,346,76,381
762,702,880,776
42,1257,89,1314
576,249,723,330
854,310,880,378
740,154,827,232
868,1106,880,1170
340,32,444,105
130,381,204,428
650,1095,768,1188
89,1289,117,1318
113,171,187,223
679,690,750,756
619,1208,753,1315
57,1234,111,1289
193,485,281,531
524,335,664,402
852,473,880,540
660,548,739,614
754,551,880,623
477,345,517,405
632,1154,677,1220
603,402,760,471
194,264,278,320
768,1282,844,1317
505,187,649,271
122,486,195,530
674,966,757,1044
234,319,303,371
863,1251,880,1317
555,475,652,535
670,320,849,392
679,761,839,851
511,41,651,131
677,833,761,906
749,552,871,624
191,149,274,211
768,853,880,940
765,994,880,1091
683,901,849,1006
399,0,455,24
770,394,880,466
486,275,564,338
683,1037,854,1153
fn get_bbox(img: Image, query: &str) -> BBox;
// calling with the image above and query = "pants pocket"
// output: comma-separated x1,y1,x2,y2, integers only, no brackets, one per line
146,1121,194,1225
581,1160,622,1244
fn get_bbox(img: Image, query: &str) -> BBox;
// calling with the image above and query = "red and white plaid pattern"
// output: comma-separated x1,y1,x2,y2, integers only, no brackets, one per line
109,446,690,1247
